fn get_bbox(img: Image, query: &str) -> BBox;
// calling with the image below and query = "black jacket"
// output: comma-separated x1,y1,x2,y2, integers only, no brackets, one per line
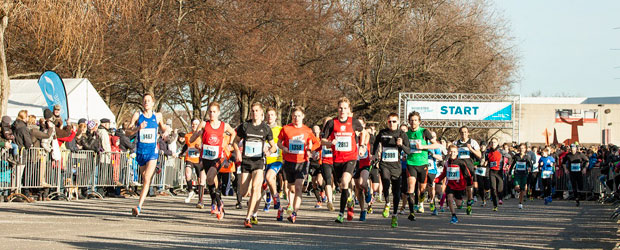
115,129,135,152
12,119,31,149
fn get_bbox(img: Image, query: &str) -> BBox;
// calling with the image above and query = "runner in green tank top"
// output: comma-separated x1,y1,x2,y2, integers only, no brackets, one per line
404,111,439,220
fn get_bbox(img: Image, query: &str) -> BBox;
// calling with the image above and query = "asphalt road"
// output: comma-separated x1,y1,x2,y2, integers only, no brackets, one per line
0,194,618,250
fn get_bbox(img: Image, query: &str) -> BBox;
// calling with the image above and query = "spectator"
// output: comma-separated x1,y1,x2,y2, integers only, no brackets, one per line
12,110,32,149
27,116,53,149
63,123,80,152
98,118,112,152
115,123,135,153
75,123,90,150
1,116,19,157
79,120,101,152
52,104,72,139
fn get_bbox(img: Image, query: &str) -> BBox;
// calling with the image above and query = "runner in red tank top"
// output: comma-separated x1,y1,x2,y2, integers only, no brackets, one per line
353,117,372,222
189,102,236,219
321,97,365,223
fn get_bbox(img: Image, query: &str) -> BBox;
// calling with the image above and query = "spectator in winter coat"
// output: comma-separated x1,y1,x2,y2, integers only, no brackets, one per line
27,116,53,149
115,126,135,153
52,104,72,139
12,110,32,149
1,116,19,156
98,118,112,152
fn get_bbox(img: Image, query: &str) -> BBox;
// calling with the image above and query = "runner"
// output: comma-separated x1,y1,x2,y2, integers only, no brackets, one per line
405,111,439,217
483,137,504,211
190,102,237,220
476,141,491,207
309,125,325,209
435,144,472,224
177,119,202,204
528,146,540,200
353,117,372,221
371,113,410,228
320,117,335,211
510,143,531,209
263,107,284,213
234,102,277,228
452,126,481,215
367,125,382,210
562,143,588,206
538,147,556,205
277,106,321,223
128,93,168,217
322,97,365,224
427,131,442,216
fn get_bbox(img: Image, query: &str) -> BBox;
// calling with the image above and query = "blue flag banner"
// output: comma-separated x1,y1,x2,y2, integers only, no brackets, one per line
37,71,69,124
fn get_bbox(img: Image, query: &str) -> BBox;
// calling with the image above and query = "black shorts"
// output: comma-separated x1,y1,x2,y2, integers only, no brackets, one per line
380,165,402,182
322,163,334,184
333,161,356,183
309,163,322,177
406,164,428,184
462,159,475,186
241,160,265,173
353,165,370,179
426,173,437,186
446,186,465,200
283,161,308,183
186,161,202,173
369,166,380,183
202,159,220,172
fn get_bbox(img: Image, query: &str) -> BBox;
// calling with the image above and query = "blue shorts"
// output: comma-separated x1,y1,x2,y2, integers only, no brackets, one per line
136,153,159,167
266,162,283,173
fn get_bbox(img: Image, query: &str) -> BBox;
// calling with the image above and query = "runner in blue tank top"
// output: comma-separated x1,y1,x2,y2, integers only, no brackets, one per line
128,94,168,217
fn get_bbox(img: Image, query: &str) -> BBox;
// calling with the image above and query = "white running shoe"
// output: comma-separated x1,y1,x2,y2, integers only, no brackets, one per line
518,203,523,209
185,191,196,203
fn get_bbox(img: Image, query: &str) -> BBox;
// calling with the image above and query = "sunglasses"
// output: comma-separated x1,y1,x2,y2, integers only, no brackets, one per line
388,120,398,124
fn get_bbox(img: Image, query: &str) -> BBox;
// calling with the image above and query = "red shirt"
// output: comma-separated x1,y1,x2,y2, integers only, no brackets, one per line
278,124,320,163
436,159,470,191
321,146,333,165
201,121,226,160
486,149,502,171
358,142,371,168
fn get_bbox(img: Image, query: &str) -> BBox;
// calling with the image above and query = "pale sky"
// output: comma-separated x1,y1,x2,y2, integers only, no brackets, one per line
491,0,620,97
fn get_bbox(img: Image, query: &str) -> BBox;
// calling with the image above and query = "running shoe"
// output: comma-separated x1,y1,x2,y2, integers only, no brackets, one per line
244,219,252,228
287,212,297,223
236,202,242,209
529,196,534,201
315,202,322,209
359,211,367,222
327,202,334,211
274,196,281,210
431,209,438,216
493,207,498,212
335,214,344,223
382,204,390,218
417,203,425,213
518,204,523,209
365,188,373,204
473,196,478,203
498,199,503,205
250,216,258,225
466,205,472,215
132,206,140,217
515,193,520,199
196,202,204,209
413,205,419,213
367,206,373,214
457,205,463,210
286,205,294,215
450,215,458,224
276,208,284,221
377,193,384,203
391,215,398,228
408,212,416,221
184,191,195,203
399,207,407,215
548,196,552,203
264,203,271,212
210,204,217,214
347,206,354,221
429,203,435,213
266,192,272,204
440,206,445,212
216,205,225,220
481,201,487,207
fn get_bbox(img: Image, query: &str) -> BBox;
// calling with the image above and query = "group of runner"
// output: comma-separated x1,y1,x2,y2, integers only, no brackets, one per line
127,94,591,228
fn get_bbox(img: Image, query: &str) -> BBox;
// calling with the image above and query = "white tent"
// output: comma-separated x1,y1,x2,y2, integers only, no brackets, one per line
7,78,116,126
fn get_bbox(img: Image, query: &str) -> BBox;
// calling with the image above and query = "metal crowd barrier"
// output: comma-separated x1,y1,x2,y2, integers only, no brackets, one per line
0,147,187,202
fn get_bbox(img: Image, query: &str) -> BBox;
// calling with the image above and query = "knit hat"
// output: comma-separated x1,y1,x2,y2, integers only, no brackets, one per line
87,120,97,130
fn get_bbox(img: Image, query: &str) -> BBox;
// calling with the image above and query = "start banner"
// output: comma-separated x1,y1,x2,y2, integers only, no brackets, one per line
406,101,512,121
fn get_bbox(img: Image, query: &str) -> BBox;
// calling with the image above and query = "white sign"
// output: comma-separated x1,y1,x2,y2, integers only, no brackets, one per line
406,101,512,121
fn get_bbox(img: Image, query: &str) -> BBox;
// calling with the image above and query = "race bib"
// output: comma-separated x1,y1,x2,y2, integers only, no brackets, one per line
410,139,422,154
244,141,263,158
322,146,333,158
382,147,398,162
475,167,487,176
188,148,200,158
516,162,527,171
335,136,352,152
139,128,157,144
202,145,219,160
428,159,436,171
542,170,552,179
490,161,497,168
570,163,581,172
458,147,470,159
288,139,305,155
447,166,460,181
531,164,539,173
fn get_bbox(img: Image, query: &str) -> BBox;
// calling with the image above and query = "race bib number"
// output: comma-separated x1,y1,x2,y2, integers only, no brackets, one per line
542,170,552,179
516,162,527,171
570,163,581,172
447,166,460,181
335,136,352,152
382,147,398,162
322,146,333,158
188,148,200,158
202,145,219,160
244,141,263,158
458,147,470,159
475,167,487,176
288,139,305,155
428,159,436,171
139,128,156,144
410,139,422,154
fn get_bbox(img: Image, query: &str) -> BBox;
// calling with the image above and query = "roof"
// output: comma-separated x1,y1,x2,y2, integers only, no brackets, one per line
521,96,620,105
